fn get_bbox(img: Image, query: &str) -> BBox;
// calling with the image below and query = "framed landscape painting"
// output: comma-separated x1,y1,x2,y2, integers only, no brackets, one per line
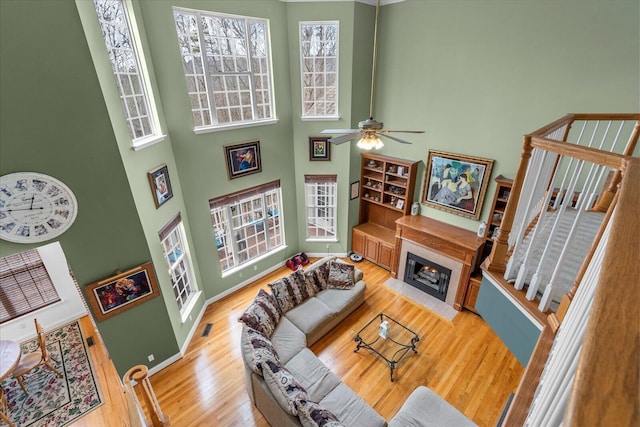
85,262,160,322
422,150,494,220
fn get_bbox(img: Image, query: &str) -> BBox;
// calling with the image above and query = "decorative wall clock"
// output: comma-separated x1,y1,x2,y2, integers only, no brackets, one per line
0,172,78,243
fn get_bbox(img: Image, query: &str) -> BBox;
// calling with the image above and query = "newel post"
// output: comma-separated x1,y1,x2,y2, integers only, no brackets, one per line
486,135,534,273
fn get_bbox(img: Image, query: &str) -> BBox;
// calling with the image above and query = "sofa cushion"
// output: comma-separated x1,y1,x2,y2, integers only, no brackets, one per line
388,386,478,427
271,316,307,364
262,359,308,416
320,383,387,427
269,268,310,313
239,288,281,337
315,280,366,315
327,261,355,289
296,398,345,427
285,297,335,342
285,348,341,402
240,326,281,376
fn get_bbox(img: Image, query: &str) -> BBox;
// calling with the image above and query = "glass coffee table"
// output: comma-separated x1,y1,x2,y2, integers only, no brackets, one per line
354,313,419,381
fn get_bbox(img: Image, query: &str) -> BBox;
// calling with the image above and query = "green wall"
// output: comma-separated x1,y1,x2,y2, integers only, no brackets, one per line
372,0,639,230
0,0,178,376
1,0,637,376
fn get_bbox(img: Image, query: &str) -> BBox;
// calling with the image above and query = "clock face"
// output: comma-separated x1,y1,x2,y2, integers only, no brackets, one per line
0,172,78,243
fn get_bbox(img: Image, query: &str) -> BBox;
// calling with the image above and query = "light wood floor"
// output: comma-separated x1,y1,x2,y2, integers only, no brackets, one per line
70,258,523,427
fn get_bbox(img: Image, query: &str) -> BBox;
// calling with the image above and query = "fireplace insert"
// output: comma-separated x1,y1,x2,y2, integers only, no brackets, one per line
404,252,451,302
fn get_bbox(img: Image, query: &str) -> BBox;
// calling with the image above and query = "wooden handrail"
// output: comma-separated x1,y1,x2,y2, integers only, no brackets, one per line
123,365,171,427
564,157,640,426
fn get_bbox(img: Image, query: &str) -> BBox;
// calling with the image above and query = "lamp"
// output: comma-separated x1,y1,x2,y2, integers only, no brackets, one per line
357,134,384,150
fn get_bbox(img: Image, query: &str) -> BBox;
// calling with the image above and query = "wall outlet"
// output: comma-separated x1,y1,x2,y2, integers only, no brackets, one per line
254,265,257,270
148,354,155,362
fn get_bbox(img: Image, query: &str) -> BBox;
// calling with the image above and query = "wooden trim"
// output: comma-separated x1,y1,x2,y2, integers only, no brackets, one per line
530,136,628,169
564,158,640,426
502,326,555,426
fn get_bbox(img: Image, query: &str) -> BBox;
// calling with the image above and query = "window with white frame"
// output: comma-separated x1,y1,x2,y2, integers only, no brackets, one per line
299,22,338,119
159,214,197,314
0,249,60,324
93,0,160,145
304,175,337,240
173,8,275,131
210,181,284,273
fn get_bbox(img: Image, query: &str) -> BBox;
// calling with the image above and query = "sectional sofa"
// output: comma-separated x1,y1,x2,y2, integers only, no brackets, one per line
239,256,477,427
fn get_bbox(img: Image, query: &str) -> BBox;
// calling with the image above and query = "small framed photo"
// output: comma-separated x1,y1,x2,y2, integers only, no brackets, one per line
396,199,405,210
309,137,331,161
85,262,161,322
224,140,262,180
350,181,360,200
148,164,173,208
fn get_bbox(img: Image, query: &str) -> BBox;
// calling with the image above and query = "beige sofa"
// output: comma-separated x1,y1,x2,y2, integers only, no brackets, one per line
240,256,477,427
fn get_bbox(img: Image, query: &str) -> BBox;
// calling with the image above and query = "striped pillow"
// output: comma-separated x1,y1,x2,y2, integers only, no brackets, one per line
238,288,282,337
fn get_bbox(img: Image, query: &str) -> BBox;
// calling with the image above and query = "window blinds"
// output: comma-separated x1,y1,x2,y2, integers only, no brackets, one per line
0,249,61,323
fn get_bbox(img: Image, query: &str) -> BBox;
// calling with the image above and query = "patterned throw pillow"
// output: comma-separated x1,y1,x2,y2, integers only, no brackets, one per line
261,359,308,415
238,288,281,337
305,268,329,294
269,268,310,313
241,326,281,376
296,398,344,427
327,261,355,289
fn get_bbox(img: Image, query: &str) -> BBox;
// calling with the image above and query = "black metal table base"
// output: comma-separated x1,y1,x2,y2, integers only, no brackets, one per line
354,313,419,381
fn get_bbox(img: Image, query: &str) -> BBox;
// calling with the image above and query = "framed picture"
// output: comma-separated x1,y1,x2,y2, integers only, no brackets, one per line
309,137,331,161
224,140,262,180
350,181,360,200
421,150,494,220
85,262,160,322
148,164,173,208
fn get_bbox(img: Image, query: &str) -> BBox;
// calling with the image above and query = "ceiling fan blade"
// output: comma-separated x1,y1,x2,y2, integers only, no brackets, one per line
378,133,413,145
321,129,358,134
380,130,425,134
329,132,361,144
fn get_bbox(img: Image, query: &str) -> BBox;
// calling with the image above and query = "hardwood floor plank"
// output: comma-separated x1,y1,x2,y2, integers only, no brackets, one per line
67,258,523,427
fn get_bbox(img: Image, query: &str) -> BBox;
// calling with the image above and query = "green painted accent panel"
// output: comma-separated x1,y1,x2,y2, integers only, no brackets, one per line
476,275,541,366
0,0,178,376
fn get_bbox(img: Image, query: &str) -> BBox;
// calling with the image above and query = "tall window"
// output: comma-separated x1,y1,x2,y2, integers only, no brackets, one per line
0,249,60,324
304,175,337,240
210,181,284,273
159,214,198,316
299,22,339,119
93,0,160,146
173,8,275,131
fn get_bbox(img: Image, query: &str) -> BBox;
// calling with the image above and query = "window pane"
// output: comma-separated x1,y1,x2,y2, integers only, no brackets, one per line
299,22,338,118
174,9,274,129
94,0,158,141
211,186,284,272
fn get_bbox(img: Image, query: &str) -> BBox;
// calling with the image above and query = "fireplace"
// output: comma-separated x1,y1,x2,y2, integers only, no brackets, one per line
404,252,451,302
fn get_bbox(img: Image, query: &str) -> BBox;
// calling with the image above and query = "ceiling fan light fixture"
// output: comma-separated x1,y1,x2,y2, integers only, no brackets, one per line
357,134,383,150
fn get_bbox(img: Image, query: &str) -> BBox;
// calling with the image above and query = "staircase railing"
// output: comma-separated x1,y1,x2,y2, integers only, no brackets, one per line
123,365,171,427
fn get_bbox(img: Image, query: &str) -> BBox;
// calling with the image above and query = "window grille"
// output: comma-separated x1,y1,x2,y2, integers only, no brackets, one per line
94,0,159,144
159,213,197,312
299,22,339,118
173,8,275,130
0,249,60,323
210,180,284,272
304,175,337,240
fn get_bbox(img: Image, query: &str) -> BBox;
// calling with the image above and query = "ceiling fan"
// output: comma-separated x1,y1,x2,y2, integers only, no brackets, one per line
321,0,424,150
